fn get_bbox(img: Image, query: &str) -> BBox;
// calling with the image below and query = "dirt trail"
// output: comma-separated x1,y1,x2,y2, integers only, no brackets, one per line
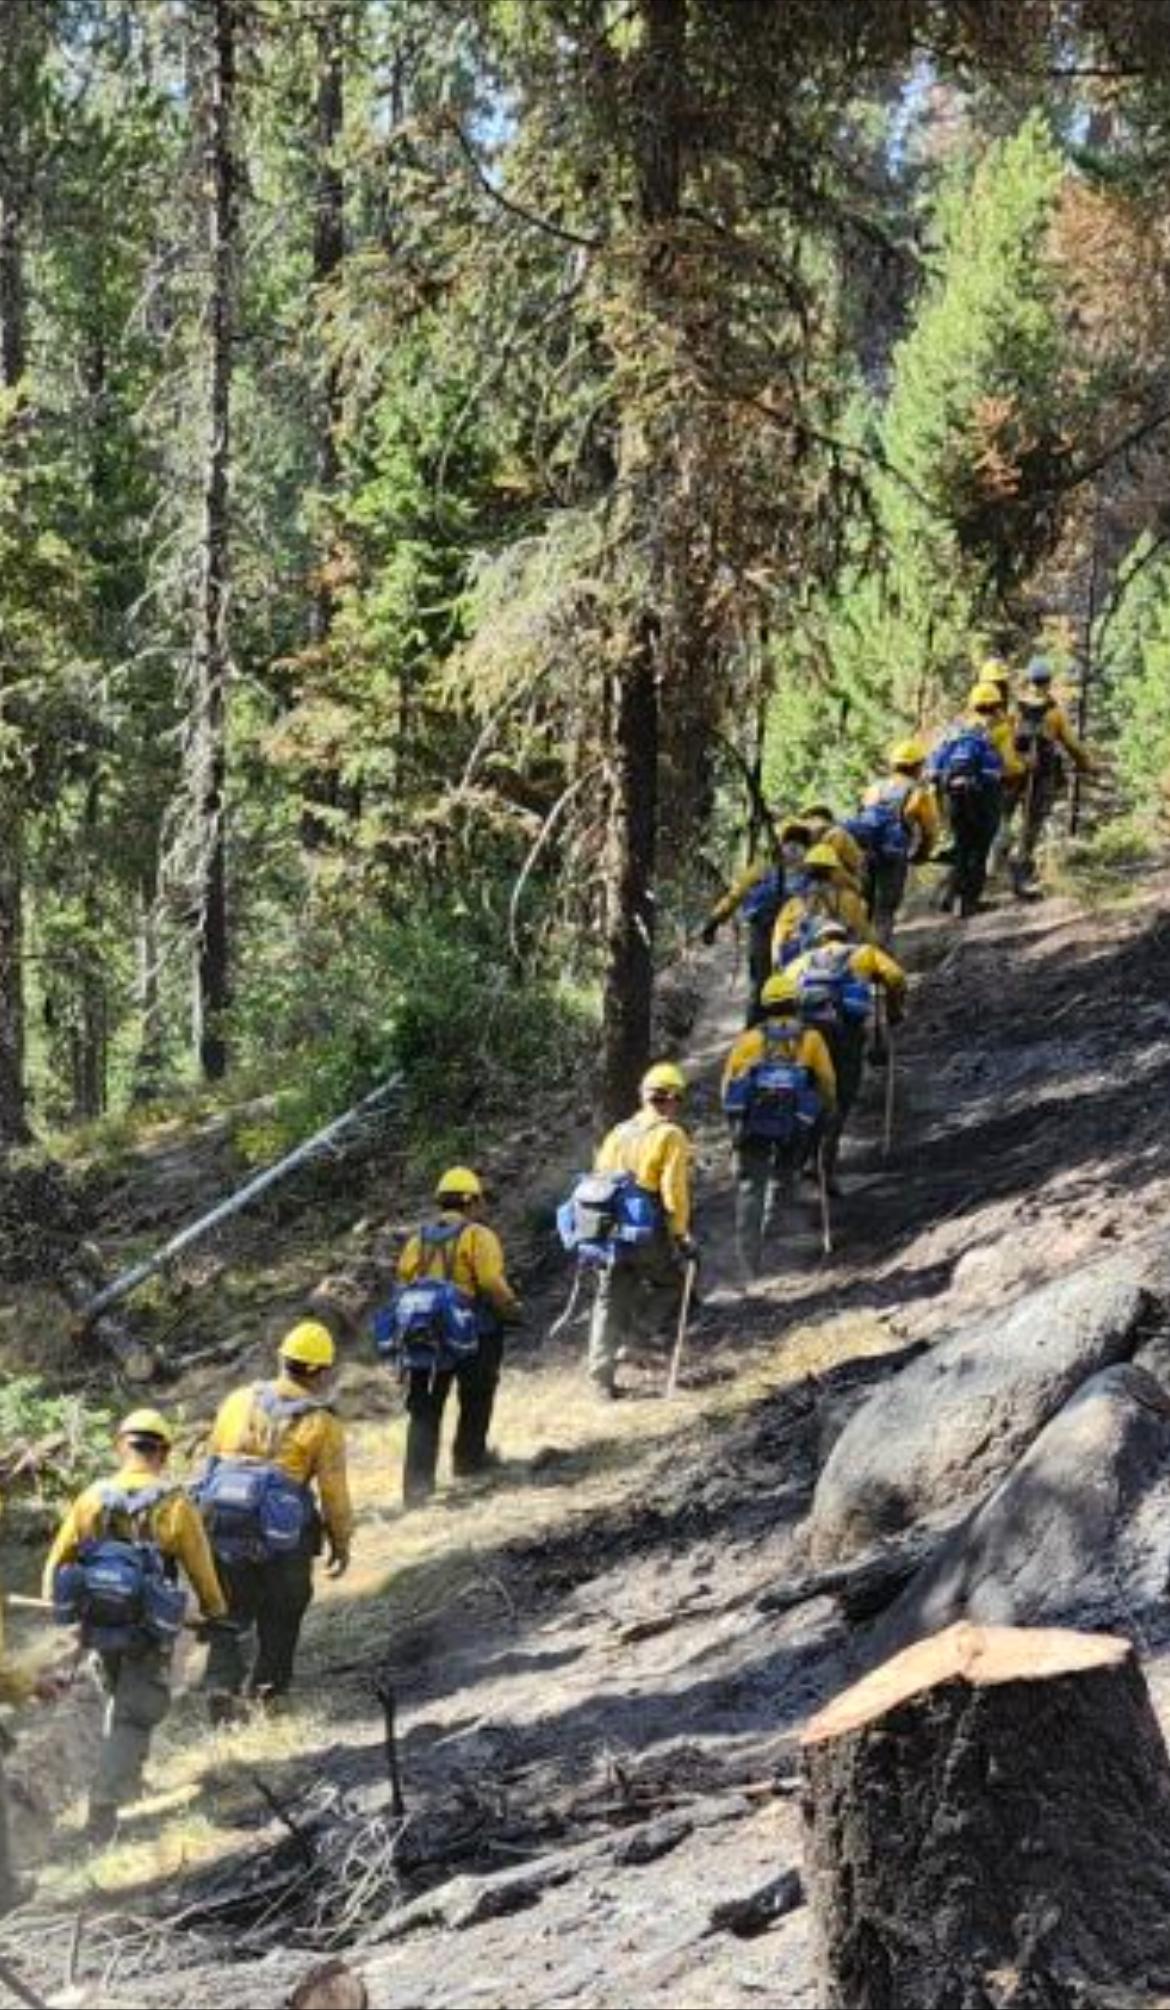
6,869,1170,2008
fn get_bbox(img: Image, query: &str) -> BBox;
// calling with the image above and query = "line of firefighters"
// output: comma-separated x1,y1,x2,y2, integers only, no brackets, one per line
0,652,1094,1899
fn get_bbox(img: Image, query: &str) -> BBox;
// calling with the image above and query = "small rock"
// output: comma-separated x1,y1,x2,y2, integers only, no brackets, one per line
286,1960,369,2010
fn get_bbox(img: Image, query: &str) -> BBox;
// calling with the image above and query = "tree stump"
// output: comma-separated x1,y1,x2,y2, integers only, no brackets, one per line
801,1622,1170,2010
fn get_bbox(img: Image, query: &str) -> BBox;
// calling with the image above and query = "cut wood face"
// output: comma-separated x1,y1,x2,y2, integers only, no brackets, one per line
801,1620,1131,1744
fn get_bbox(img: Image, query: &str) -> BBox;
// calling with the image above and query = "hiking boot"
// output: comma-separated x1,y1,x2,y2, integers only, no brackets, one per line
207,1688,247,1730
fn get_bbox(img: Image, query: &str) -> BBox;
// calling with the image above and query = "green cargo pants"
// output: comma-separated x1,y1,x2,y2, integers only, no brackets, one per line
92,1644,172,1813
587,1235,682,1393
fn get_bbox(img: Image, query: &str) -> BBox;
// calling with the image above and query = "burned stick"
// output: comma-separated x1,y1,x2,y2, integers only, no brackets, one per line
0,1953,48,2010
251,1773,315,1864
374,1677,406,1818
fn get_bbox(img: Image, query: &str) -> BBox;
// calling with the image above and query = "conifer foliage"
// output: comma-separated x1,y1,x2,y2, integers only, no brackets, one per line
3,0,1170,1138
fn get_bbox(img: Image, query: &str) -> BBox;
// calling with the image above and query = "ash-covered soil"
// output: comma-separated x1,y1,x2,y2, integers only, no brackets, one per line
6,872,1170,2008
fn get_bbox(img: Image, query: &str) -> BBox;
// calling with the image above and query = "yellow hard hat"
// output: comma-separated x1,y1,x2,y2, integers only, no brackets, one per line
279,1320,336,1370
804,842,840,871
761,971,799,1008
435,1165,483,1202
981,657,1010,686
641,1061,687,1098
969,681,1003,712
117,1408,174,1446
891,738,926,769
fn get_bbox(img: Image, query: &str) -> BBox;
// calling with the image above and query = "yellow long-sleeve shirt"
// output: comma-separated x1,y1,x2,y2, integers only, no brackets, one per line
862,776,940,862
787,941,908,1020
823,825,866,889
43,1460,226,1619
985,715,1026,786
707,857,780,927
1018,699,1092,774
207,1379,354,1552
398,1212,520,1318
772,883,875,963
722,1021,837,1111
595,1109,692,1238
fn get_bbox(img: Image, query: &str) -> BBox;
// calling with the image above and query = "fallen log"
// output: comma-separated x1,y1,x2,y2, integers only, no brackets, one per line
704,1867,803,1940
802,1622,1170,2010
755,1519,949,1623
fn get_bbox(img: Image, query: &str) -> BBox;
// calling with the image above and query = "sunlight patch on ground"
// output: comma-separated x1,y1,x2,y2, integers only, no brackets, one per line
30,1302,906,1901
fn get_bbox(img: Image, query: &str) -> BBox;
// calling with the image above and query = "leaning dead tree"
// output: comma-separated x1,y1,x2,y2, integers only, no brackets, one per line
801,1622,1170,2010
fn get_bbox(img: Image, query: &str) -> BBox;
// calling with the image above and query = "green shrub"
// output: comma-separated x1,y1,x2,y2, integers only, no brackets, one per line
0,1377,115,1504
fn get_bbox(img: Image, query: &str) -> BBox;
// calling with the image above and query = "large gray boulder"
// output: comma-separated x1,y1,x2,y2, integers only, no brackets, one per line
808,1249,1167,1568
870,1364,1170,1660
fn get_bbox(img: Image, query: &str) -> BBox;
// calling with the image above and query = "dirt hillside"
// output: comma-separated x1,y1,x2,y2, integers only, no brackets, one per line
4,865,1170,2008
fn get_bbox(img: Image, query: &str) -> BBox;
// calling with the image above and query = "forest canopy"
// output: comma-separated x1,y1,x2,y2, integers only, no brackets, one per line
4,0,1170,1145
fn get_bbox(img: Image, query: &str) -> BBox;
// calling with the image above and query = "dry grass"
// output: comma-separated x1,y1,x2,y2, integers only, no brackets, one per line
30,1305,907,1905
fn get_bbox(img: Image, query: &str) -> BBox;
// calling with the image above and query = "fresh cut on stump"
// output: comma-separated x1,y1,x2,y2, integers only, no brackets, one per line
801,1621,1170,2010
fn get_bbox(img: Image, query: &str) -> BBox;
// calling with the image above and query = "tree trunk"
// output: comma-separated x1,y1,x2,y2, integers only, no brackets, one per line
300,0,349,851
192,0,238,1081
310,0,345,645
598,0,686,1123
0,46,31,1148
76,780,106,1121
132,870,164,1102
802,1621,1170,2009
600,634,659,1121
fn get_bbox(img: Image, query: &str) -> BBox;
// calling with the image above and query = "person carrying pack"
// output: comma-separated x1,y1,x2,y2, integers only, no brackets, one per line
772,842,875,967
200,1323,352,1714
575,1063,694,1398
799,806,868,895
1009,659,1094,896
43,1409,226,1845
700,811,809,1025
787,920,907,1194
852,740,939,944
927,683,1016,917
380,1166,523,1507
721,970,836,1277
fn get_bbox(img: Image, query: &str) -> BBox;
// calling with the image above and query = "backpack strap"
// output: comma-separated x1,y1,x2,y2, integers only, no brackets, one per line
418,1218,469,1286
250,1382,332,1453
612,1114,669,1178
96,1480,178,1540
762,1021,801,1059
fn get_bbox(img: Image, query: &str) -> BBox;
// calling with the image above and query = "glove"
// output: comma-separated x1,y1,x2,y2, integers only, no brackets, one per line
195,1615,240,1643
325,1543,350,1580
700,920,719,947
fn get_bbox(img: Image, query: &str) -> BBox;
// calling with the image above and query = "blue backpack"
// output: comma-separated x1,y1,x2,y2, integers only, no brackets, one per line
778,900,834,967
557,1119,667,1267
795,945,873,1031
723,1023,823,1145
194,1384,321,1565
929,726,1003,794
849,782,912,862
373,1222,481,1375
53,1482,188,1653
740,866,785,927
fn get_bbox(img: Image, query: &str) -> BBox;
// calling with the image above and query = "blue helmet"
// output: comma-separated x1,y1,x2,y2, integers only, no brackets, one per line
1026,655,1054,685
